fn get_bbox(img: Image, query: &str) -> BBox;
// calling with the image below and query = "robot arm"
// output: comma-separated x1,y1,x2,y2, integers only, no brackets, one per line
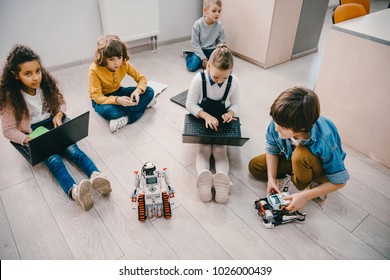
131,171,141,202
162,168,175,197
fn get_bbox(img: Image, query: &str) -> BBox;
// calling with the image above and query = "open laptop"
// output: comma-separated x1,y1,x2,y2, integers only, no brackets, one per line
170,89,188,108
11,111,90,166
182,114,249,146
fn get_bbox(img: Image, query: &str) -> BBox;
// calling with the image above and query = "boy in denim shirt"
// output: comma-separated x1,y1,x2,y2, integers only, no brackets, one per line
249,87,349,211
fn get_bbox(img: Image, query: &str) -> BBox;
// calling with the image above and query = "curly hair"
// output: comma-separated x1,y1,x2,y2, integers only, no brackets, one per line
0,45,64,125
93,35,130,66
209,44,234,70
270,87,320,133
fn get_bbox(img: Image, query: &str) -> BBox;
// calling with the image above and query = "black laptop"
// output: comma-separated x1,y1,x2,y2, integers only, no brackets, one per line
182,114,249,146
11,111,90,166
170,89,188,108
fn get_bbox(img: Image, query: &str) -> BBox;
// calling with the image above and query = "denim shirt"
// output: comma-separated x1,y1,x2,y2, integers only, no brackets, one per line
265,116,350,184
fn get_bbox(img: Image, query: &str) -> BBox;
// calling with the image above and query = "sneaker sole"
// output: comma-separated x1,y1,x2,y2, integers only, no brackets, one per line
213,172,230,203
92,177,112,196
197,170,213,202
78,181,94,211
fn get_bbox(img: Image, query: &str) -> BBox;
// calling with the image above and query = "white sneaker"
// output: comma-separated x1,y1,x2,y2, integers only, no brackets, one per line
72,179,93,211
196,170,213,202
213,171,230,203
90,171,112,196
147,98,157,108
109,116,128,132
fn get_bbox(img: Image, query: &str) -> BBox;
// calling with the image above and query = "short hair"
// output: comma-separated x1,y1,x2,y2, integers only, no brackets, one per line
270,87,320,133
204,0,222,8
209,44,234,70
94,35,129,66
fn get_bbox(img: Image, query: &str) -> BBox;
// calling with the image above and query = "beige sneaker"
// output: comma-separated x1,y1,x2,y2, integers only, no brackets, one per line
213,171,230,203
90,172,112,196
72,179,93,211
196,170,213,202
109,116,128,132
277,174,295,192
309,181,327,206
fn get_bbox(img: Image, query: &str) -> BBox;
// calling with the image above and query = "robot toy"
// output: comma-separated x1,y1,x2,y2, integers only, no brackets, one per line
131,162,175,221
254,191,306,229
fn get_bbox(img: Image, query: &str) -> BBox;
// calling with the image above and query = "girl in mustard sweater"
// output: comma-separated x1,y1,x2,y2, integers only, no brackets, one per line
88,35,155,132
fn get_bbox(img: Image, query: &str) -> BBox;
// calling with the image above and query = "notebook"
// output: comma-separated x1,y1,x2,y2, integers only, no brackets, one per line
11,111,90,166
182,114,249,146
170,89,188,108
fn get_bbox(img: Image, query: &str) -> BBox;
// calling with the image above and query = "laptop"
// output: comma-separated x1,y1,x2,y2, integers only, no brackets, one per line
170,89,188,108
11,111,90,166
182,114,249,146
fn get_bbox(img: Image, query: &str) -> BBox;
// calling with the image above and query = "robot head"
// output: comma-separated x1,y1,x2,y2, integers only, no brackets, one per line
142,162,156,175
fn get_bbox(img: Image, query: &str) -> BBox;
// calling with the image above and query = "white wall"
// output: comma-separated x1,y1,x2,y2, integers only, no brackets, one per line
0,0,202,69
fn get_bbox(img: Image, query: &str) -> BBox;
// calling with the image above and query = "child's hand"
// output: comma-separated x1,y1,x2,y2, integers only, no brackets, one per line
116,96,137,106
284,192,308,212
222,111,236,123
130,91,141,105
204,115,219,130
52,111,63,127
266,179,280,194
202,59,208,69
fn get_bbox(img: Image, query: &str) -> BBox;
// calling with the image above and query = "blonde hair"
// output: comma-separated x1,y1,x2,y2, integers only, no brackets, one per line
94,35,129,66
209,44,233,70
204,0,222,8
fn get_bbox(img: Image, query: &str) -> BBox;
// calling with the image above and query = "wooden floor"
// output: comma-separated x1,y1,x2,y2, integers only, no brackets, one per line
1,4,389,260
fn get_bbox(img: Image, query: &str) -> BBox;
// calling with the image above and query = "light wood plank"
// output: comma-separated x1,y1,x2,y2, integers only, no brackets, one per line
338,177,390,227
32,162,123,259
353,215,390,259
0,198,20,259
152,205,232,259
0,135,33,191
295,202,386,259
2,179,73,259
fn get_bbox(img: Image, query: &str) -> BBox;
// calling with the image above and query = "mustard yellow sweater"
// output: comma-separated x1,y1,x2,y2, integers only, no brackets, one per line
88,60,147,105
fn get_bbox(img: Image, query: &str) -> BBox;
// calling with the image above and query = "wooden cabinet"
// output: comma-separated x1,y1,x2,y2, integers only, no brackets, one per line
220,0,303,68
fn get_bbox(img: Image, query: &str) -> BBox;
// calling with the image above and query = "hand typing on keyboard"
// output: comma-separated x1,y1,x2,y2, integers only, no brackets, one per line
199,111,219,131
222,111,236,124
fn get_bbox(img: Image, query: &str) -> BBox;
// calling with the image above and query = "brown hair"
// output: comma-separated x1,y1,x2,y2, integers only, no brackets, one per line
270,87,320,133
209,44,233,70
93,35,129,66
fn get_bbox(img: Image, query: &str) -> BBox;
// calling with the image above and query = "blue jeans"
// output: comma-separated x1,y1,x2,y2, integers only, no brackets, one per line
91,86,154,124
44,144,99,197
186,49,215,72
31,118,99,198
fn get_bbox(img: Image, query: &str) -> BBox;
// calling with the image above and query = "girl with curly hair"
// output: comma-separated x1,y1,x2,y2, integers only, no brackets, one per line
0,45,112,211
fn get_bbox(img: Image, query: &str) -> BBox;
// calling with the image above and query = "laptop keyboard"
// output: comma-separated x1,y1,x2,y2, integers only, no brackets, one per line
185,123,241,137
21,145,30,156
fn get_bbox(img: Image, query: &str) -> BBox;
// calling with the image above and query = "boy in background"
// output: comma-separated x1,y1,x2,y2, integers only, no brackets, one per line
184,0,226,72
